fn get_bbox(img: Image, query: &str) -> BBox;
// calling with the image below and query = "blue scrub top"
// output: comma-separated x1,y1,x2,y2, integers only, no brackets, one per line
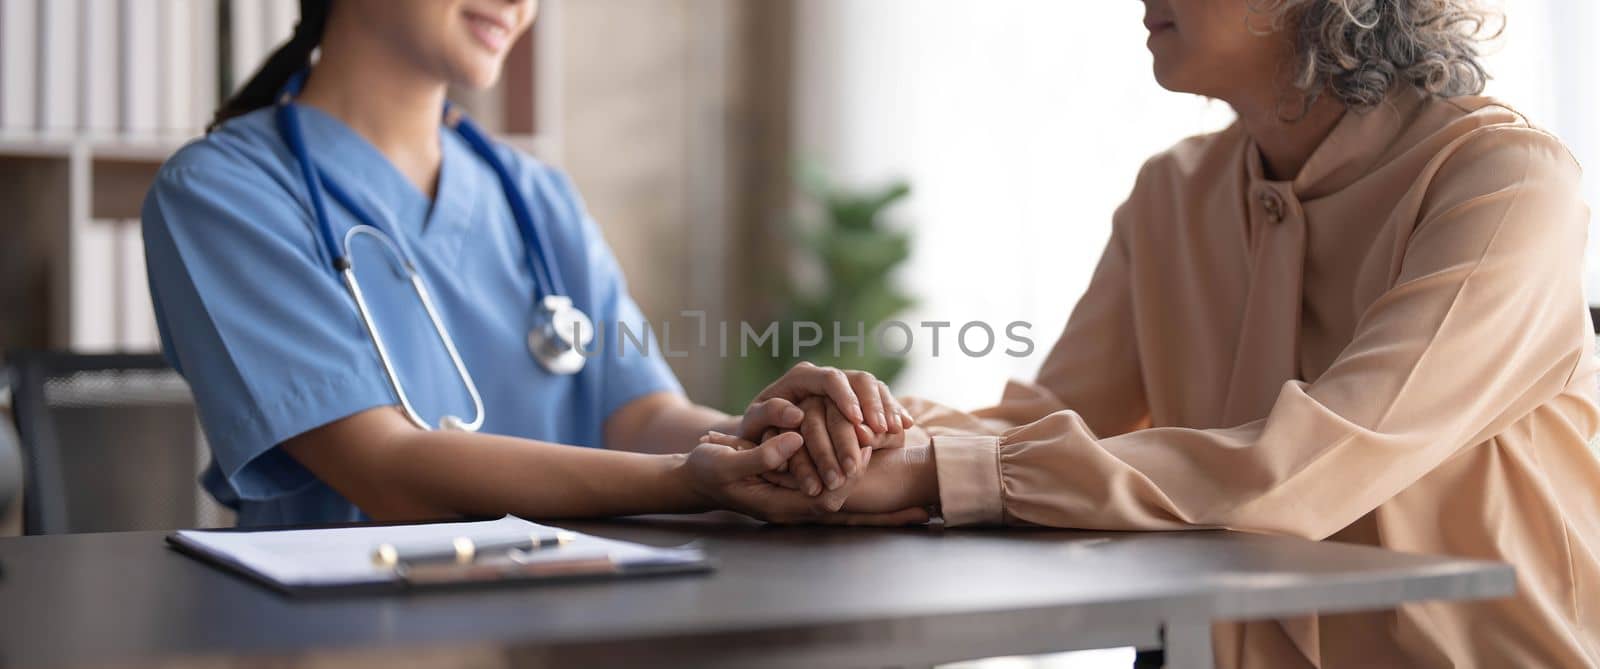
141,105,683,527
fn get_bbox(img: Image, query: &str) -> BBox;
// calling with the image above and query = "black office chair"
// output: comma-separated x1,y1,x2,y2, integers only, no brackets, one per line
6,351,229,535
0,393,19,522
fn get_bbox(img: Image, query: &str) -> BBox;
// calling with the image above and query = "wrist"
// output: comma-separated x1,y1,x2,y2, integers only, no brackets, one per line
901,425,932,450
906,444,940,507
667,452,719,513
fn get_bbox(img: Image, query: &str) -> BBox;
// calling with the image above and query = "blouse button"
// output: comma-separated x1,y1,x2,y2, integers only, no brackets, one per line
1257,189,1286,223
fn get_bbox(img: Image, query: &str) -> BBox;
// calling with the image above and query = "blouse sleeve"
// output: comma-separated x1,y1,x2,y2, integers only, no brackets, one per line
932,127,1595,537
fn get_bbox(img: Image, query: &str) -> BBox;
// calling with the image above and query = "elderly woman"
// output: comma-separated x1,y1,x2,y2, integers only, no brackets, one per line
711,0,1600,665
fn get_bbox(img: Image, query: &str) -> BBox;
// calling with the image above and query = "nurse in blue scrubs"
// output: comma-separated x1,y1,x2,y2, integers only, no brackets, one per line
142,0,922,527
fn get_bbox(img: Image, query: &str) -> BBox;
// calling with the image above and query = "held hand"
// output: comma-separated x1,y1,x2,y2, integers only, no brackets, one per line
834,442,939,516
771,392,924,496
694,432,930,526
766,423,937,517
755,362,914,438
733,396,807,444
753,363,915,492
781,441,939,526
681,432,835,520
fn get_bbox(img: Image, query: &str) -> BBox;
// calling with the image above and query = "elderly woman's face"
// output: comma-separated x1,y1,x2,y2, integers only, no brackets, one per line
1141,0,1296,101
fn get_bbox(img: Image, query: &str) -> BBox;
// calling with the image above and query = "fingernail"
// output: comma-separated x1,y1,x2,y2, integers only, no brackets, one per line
784,406,804,423
823,471,843,491
850,404,865,423
807,479,822,496
877,411,888,432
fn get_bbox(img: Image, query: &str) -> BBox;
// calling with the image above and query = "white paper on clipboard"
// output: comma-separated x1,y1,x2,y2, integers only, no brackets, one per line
171,515,707,590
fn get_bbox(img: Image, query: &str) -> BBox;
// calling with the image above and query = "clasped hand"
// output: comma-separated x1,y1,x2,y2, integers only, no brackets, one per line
683,363,939,524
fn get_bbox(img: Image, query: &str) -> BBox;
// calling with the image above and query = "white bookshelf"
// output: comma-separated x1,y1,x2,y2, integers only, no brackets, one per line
0,133,193,161
0,0,563,353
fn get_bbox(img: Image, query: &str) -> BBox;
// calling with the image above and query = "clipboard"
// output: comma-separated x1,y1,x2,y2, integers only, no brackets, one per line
167,515,713,596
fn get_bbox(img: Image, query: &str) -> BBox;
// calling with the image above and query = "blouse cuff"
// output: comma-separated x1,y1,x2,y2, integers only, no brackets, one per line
933,435,1005,526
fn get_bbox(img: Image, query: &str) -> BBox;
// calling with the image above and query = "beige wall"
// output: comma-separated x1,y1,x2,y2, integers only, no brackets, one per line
554,0,792,406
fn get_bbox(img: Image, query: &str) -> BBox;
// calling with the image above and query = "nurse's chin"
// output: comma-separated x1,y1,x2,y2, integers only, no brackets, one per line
442,57,508,91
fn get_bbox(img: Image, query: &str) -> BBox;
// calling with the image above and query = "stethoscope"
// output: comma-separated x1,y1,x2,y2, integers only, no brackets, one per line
274,69,594,433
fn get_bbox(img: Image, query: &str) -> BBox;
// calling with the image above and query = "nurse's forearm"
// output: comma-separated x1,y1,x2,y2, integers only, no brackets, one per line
384,429,713,519
605,392,737,455
283,407,711,521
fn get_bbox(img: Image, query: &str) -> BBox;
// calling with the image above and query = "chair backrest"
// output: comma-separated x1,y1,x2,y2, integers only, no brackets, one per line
7,351,229,535
0,398,19,521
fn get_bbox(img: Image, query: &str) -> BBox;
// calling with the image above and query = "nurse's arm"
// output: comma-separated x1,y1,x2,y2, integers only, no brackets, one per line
604,392,741,455
281,405,832,522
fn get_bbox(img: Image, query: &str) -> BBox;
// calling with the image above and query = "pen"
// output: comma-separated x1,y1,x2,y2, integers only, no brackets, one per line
373,531,576,568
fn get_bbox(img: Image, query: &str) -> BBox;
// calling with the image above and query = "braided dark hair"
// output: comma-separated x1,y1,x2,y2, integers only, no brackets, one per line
207,0,331,132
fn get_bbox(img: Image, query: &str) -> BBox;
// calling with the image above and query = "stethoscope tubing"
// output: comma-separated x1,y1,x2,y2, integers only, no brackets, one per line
340,226,487,433
448,107,567,298
272,68,578,431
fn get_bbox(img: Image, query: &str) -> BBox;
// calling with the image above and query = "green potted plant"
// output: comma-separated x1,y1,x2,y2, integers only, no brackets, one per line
725,167,915,411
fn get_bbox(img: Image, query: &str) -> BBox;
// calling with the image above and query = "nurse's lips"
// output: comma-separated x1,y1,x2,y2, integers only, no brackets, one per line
464,11,513,52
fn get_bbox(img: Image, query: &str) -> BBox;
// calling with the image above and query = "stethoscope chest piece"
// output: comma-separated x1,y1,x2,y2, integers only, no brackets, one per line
529,295,594,376
276,68,595,430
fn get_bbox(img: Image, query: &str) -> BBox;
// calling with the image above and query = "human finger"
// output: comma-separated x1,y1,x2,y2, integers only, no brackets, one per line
877,381,907,435
813,445,872,512
700,431,753,448
825,401,864,476
702,431,804,480
740,397,805,441
758,427,790,471
799,397,846,491
847,371,888,434
760,362,865,424
787,448,822,496
760,470,807,490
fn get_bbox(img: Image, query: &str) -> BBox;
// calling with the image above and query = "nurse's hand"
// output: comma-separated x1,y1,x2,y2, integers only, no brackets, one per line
683,431,928,525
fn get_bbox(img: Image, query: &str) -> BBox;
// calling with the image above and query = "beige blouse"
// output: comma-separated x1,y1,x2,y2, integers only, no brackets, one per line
914,89,1600,667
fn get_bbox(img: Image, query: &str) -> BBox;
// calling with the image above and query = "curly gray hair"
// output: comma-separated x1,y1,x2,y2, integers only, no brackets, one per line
1252,0,1503,111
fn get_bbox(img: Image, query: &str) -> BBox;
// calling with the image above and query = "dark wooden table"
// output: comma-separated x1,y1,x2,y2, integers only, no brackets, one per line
0,515,1514,668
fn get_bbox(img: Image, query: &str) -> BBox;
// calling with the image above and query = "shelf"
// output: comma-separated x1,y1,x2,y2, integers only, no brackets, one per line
0,132,197,163
0,131,555,164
